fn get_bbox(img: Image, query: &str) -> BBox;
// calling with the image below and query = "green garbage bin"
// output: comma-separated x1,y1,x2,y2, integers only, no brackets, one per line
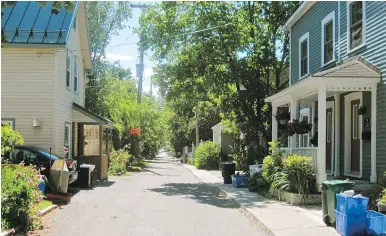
321,180,355,225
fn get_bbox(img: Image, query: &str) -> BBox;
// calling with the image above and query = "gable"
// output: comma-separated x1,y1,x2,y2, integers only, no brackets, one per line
2,1,78,44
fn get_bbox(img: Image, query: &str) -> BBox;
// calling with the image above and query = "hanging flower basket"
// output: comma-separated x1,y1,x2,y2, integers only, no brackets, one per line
275,109,290,125
287,119,312,136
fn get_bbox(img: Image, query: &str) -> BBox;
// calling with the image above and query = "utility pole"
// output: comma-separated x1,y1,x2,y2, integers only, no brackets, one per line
136,51,144,103
195,104,199,147
131,3,148,104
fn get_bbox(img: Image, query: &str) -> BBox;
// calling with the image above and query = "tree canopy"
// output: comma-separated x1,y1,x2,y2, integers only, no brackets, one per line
137,1,300,166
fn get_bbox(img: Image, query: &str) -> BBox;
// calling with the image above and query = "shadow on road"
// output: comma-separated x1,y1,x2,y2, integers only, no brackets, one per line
148,183,240,209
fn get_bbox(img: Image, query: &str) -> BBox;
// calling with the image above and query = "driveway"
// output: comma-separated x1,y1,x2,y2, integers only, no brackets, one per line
29,153,270,236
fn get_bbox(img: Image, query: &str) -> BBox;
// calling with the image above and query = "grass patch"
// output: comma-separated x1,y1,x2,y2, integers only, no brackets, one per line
37,200,53,211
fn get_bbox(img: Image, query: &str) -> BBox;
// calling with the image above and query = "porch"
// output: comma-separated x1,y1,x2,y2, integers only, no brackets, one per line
72,103,114,181
266,56,381,185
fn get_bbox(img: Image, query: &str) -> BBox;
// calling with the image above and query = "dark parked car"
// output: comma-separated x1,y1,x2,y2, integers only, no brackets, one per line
2,145,78,184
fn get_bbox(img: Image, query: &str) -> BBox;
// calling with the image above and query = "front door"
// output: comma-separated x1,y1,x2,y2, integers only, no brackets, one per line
326,108,333,172
351,100,360,172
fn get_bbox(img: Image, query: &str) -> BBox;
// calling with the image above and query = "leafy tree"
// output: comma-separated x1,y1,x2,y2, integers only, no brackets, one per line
85,1,132,114
1,123,24,156
137,1,300,167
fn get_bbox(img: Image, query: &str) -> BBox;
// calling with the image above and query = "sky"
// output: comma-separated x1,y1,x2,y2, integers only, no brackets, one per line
105,4,158,96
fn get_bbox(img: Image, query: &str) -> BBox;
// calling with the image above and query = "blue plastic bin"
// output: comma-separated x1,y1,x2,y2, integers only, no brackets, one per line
366,210,386,235
335,210,366,236
336,193,369,215
231,174,248,188
38,182,46,195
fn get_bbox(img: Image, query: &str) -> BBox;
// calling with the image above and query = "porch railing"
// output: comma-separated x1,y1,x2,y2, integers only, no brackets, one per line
280,147,318,172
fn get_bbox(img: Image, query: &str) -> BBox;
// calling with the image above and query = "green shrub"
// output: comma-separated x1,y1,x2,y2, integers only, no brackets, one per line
284,154,315,195
1,163,42,231
262,140,285,184
193,141,220,170
1,123,24,157
248,172,269,193
108,149,132,175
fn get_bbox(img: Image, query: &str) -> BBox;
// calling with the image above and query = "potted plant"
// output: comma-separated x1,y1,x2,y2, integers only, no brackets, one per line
275,109,290,125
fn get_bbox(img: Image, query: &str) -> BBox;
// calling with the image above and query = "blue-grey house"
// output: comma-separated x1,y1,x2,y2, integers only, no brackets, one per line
265,1,385,185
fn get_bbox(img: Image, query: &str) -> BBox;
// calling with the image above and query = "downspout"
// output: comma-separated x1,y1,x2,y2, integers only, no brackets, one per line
338,1,341,62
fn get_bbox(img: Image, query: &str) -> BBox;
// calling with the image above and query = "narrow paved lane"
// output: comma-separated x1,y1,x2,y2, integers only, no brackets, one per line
33,153,270,236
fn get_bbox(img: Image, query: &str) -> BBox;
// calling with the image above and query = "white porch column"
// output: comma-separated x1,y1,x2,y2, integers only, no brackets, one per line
370,86,377,183
272,103,278,141
317,86,327,184
290,96,298,152
334,93,341,177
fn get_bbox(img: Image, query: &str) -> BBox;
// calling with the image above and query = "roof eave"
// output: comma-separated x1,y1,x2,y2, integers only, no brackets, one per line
284,2,316,31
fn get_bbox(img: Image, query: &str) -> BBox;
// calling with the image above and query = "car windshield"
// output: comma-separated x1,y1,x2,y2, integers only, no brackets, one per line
33,147,63,158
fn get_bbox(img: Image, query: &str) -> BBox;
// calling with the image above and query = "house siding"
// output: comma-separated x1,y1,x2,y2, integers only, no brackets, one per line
53,12,87,157
1,49,55,149
291,1,386,179
339,1,386,177
290,1,338,84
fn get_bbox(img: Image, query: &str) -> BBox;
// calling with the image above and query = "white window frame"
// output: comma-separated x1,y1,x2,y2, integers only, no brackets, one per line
73,55,79,94
66,49,72,89
321,11,336,67
298,32,310,80
346,1,366,54
299,108,311,148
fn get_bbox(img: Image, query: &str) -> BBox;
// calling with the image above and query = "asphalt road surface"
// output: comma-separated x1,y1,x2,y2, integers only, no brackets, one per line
26,152,270,236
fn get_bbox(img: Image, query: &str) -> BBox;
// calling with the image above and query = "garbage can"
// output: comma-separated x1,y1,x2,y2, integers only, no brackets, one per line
221,162,235,184
322,180,355,225
78,164,96,188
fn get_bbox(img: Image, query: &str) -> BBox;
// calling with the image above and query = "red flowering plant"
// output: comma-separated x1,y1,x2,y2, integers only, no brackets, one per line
129,127,141,137
1,163,43,230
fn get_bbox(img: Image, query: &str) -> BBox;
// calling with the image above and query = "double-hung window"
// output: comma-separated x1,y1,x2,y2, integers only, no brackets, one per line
299,32,309,78
74,55,79,93
66,49,72,88
299,108,311,148
321,12,335,66
347,1,365,51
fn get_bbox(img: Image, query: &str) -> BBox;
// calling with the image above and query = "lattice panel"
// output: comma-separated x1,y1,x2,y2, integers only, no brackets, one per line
327,85,373,91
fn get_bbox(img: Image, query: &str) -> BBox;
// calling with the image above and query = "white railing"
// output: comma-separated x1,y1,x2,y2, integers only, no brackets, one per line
280,147,318,172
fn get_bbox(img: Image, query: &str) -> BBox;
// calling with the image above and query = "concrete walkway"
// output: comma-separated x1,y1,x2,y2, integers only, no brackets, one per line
184,164,340,236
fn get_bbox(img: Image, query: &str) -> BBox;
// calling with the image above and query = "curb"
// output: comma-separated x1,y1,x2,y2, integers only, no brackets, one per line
183,164,275,236
1,205,58,236
38,204,58,217
1,226,22,236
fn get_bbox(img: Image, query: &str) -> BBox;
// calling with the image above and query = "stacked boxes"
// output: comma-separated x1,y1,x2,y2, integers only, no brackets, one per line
334,194,369,236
